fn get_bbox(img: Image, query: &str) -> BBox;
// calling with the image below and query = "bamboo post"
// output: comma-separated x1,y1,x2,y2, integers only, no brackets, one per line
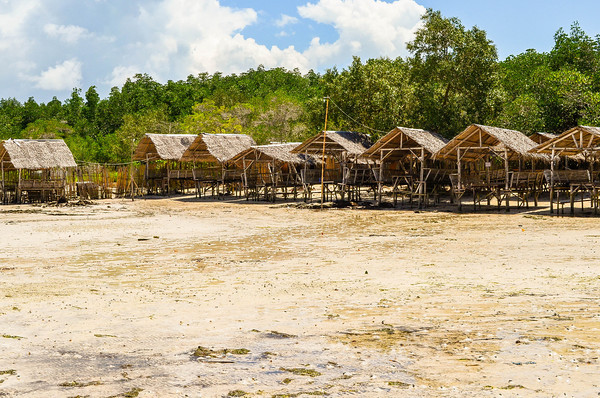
17,168,21,203
1,158,4,204
550,148,555,214
504,149,510,212
457,147,462,211
377,150,384,205
320,97,329,209
419,147,425,208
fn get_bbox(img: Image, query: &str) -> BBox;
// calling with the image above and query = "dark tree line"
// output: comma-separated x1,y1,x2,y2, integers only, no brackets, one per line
1,9,599,162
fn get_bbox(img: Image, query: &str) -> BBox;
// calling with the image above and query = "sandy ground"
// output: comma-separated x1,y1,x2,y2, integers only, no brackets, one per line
0,196,599,397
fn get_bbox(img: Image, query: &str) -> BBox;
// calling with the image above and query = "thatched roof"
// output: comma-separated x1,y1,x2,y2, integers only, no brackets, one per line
231,143,318,166
133,134,196,161
529,132,557,145
362,127,448,161
291,131,373,157
532,126,600,156
180,133,256,163
435,124,547,161
0,139,77,170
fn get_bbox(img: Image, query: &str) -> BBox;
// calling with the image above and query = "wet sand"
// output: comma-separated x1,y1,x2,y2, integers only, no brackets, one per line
1,197,599,397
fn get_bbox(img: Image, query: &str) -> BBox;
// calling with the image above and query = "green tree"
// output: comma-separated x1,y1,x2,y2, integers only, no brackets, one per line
180,99,244,135
252,95,308,144
407,9,499,136
22,119,74,139
112,108,178,162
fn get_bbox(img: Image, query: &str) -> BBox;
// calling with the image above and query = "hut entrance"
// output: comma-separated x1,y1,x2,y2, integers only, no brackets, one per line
291,131,373,202
436,125,548,211
0,139,77,204
533,126,600,214
362,127,449,207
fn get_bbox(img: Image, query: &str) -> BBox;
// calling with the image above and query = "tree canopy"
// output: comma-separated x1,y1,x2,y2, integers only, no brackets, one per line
1,10,598,162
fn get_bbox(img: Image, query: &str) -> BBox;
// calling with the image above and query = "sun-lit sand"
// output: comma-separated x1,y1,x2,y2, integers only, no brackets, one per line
1,197,599,397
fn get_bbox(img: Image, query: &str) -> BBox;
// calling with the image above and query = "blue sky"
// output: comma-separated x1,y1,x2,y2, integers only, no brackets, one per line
0,0,598,103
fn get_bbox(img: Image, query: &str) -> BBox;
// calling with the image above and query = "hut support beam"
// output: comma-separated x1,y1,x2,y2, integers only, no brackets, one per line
419,147,425,209
550,148,555,214
504,149,510,212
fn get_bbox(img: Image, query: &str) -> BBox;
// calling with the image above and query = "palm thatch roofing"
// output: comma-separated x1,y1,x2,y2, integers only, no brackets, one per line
435,124,547,161
529,132,558,145
0,139,77,170
180,133,256,163
362,127,448,161
231,143,319,166
133,134,197,161
532,126,600,157
290,131,373,157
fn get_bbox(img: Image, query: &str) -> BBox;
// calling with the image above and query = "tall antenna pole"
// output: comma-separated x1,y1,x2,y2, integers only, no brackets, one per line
321,97,330,209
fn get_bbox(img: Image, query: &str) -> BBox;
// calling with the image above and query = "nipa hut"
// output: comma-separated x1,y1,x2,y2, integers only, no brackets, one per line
290,131,373,201
132,133,197,194
435,124,548,210
529,132,558,145
362,127,449,206
231,143,317,201
0,139,77,203
531,126,600,214
179,133,256,197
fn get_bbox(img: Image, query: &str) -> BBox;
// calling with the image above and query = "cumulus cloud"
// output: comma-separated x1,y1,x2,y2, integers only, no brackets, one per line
108,65,139,87
0,0,427,100
31,58,83,90
133,0,424,78
0,0,42,54
299,0,425,65
44,23,90,44
276,14,299,28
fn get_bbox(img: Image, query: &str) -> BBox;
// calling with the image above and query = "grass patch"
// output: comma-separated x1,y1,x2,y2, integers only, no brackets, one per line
1,334,23,340
500,385,526,390
227,390,248,397
108,387,144,398
272,393,327,398
282,378,293,384
388,381,411,388
59,381,102,387
193,346,250,357
280,368,321,377
267,331,297,339
0,370,16,376
94,334,117,338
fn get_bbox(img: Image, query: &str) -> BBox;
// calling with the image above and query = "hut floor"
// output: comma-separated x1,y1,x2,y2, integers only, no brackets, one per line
1,197,599,397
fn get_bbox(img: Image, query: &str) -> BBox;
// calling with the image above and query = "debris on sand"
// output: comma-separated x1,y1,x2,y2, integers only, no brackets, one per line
58,380,102,387
266,330,297,339
192,346,251,359
279,367,322,377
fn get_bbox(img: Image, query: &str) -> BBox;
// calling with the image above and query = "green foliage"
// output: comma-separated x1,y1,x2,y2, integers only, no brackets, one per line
407,9,499,137
0,12,599,161
112,108,178,162
181,99,245,135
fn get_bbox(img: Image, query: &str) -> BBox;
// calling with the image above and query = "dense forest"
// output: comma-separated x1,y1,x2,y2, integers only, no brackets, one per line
1,9,599,163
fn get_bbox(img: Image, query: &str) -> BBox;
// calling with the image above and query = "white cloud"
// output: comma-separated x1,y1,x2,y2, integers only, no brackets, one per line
131,0,424,79
298,0,425,65
0,0,42,54
276,14,299,28
108,65,139,87
44,23,90,44
31,58,83,90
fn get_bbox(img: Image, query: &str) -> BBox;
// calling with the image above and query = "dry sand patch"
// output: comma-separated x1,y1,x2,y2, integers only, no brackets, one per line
1,197,599,397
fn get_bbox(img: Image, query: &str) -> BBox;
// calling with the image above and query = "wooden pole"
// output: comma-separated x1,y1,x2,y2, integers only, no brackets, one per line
504,149,510,212
320,97,329,209
419,147,425,208
457,147,462,211
550,148,555,214
377,150,384,205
